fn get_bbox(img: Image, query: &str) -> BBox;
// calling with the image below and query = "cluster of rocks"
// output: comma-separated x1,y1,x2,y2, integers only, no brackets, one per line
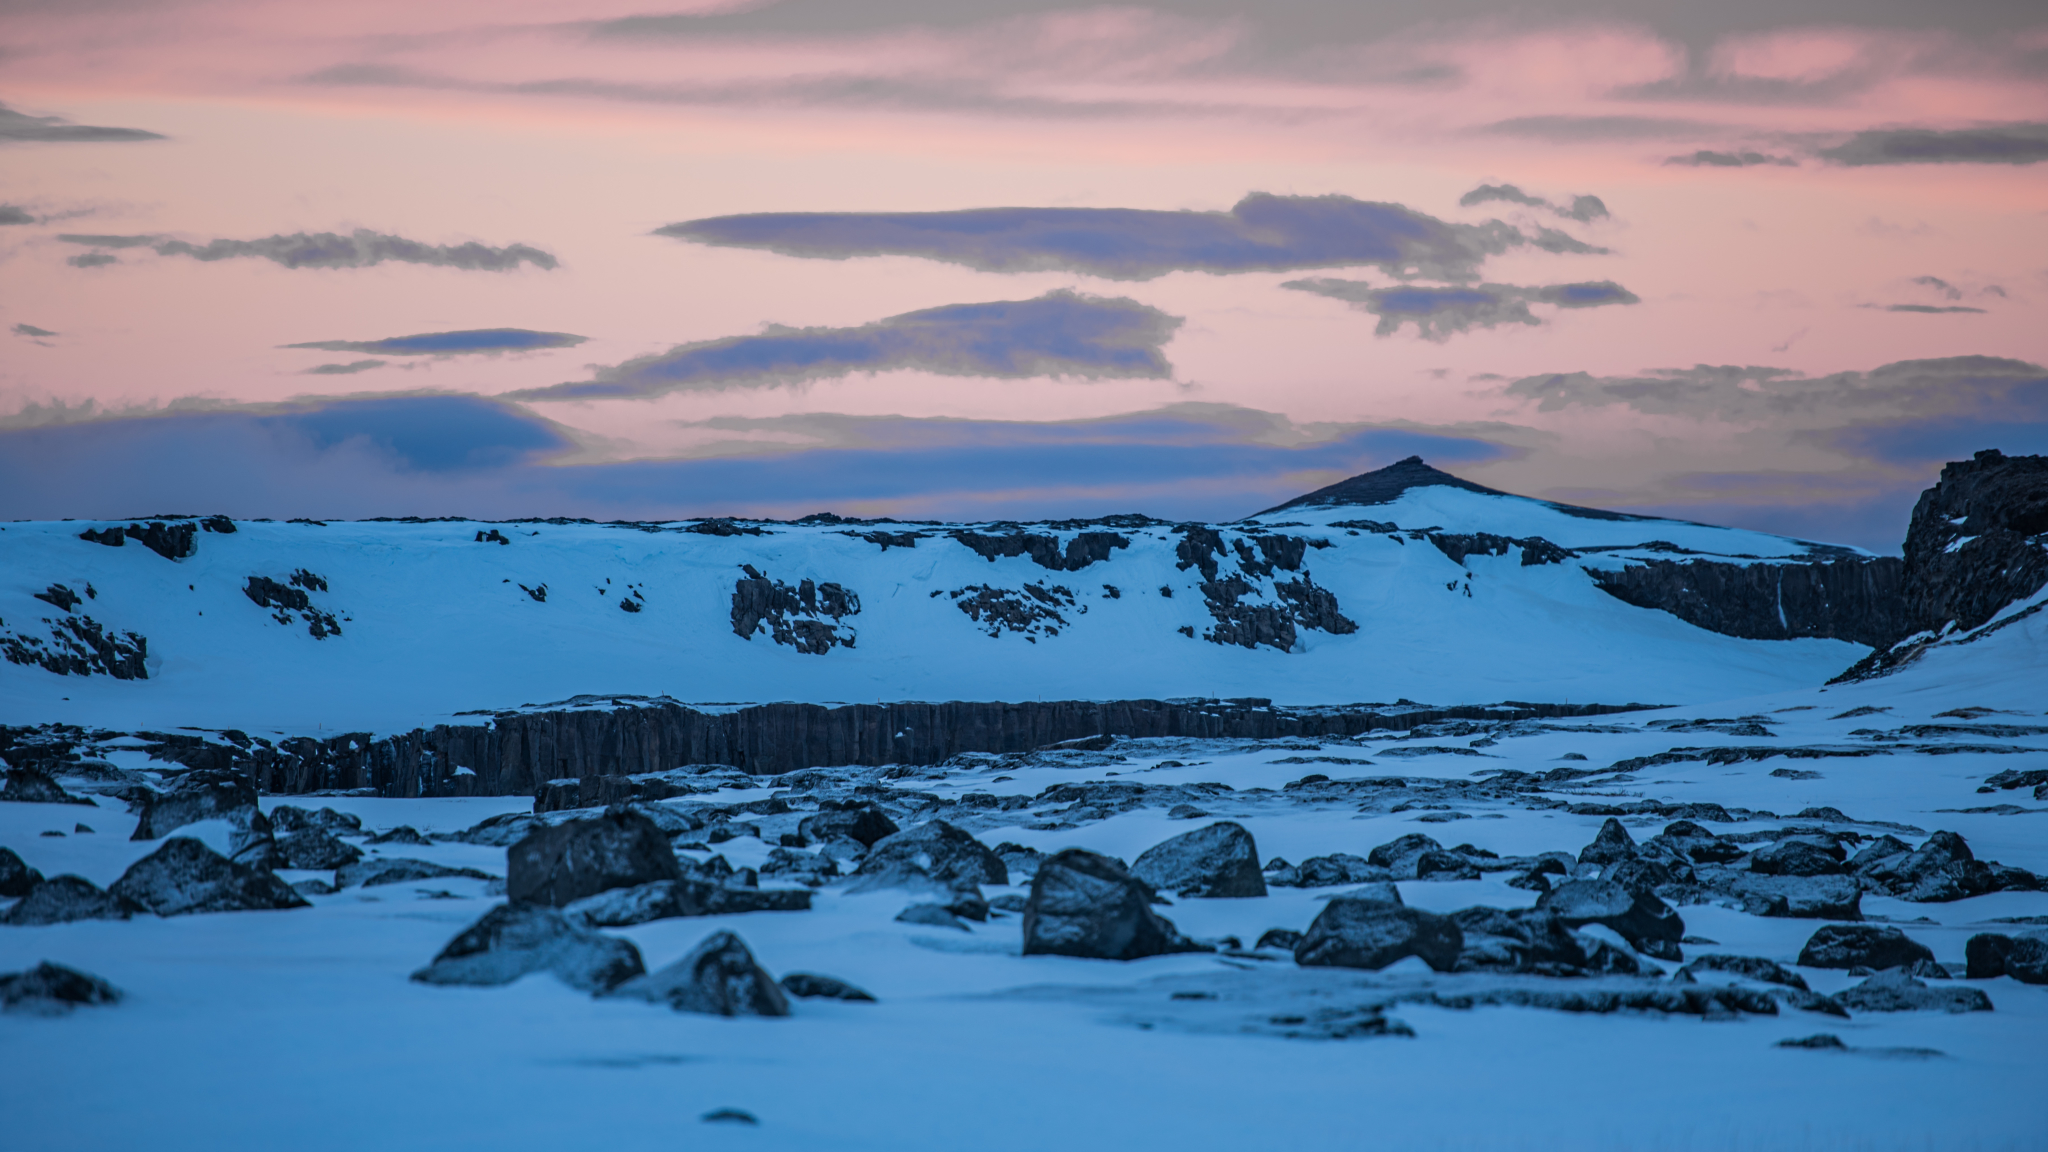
729,566,859,655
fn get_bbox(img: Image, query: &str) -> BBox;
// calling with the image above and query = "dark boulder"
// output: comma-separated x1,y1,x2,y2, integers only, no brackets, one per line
1713,872,1863,920
566,879,811,928
1269,853,1389,888
1834,968,1993,1014
1,768,94,806
1604,856,1694,899
1677,954,1810,991
1295,895,1463,972
0,847,42,897
1847,835,1912,872
780,972,875,1001
275,828,362,870
130,769,261,839
335,857,497,889
366,826,433,846
1130,821,1266,898
1750,839,1845,877
1366,833,1445,879
268,805,363,836
1646,821,1744,865
2,875,139,925
853,820,1006,892
1578,818,1638,866
411,902,645,992
507,807,683,907
896,903,969,930
1256,928,1303,951
1450,906,1588,974
1796,924,1934,970
109,838,308,916
1413,850,1481,881
1863,831,1995,902
1964,931,2048,983
1537,880,1684,960
606,930,790,1016
797,803,899,848
994,842,1045,882
0,962,122,1015
1022,849,1201,961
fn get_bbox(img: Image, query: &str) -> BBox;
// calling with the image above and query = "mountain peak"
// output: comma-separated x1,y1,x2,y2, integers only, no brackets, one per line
1256,455,1512,516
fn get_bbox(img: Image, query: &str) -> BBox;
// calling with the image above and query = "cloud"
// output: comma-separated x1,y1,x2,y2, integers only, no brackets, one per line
55,233,161,248
148,230,557,271
1872,304,1986,314
1283,279,1639,340
1458,184,1610,223
1818,123,2048,166
1482,115,1720,141
657,193,1602,282
12,323,57,338
0,102,163,144
285,329,586,356
508,290,1183,401
67,252,117,268
0,205,32,225
1664,150,1797,167
304,360,387,375
1911,275,1961,300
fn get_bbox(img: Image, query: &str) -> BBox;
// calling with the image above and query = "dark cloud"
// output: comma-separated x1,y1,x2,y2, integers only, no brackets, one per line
1874,304,1987,314
1818,124,2048,166
285,328,586,356
1283,279,1639,341
1664,150,1797,167
11,323,57,338
1502,356,2043,422
1482,115,1720,141
0,393,1509,523
1911,275,1961,300
151,230,557,271
304,360,387,375
0,101,163,144
66,252,117,268
657,193,1601,283
0,204,32,225
55,233,160,248
1458,184,1610,223
508,291,1182,401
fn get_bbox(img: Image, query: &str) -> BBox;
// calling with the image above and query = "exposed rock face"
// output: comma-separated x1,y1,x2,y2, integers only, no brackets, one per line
1428,533,1575,568
1834,969,1992,1014
1578,818,1637,866
1256,454,1515,514
606,930,790,1017
335,858,496,889
131,769,262,840
109,838,309,916
1022,849,1200,961
0,614,149,679
411,902,645,992
564,878,812,927
853,820,1006,892
780,972,875,1001
0,962,123,1015
950,530,1130,571
1796,924,1934,970
506,808,682,907
1537,880,1684,960
1,768,94,805
730,566,858,654
0,847,42,897
2,875,139,925
1294,895,1463,972
1586,557,1905,647
948,583,1077,639
1449,906,1591,975
1964,931,2048,983
243,572,341,638
1130,821,1266,898
797,803,898,848
275,828,362,870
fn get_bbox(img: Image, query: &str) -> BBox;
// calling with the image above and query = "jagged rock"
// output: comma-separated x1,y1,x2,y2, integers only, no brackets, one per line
411,903,645,992
130,770,272,865
366,826,432,846
1130,821,1266,898
275,828,362,870
0,962,122,1015
1256,928,1303,951
758,847,837,885
507,807,683,907
853,820,1006,892
1578,818,1638,866
2,875,139,925
989,893,1029,914
1294,895,1463,972
1678,954,1810,990
1833,968,1993,1013
1268,853,1392,889
1450,906,1589,974
1702,870,1863,919
1022,849,1201,961
1,769,94,806
797,803,899,848
109,838,308,916
268,805,363,836
780,972,875,1001
1573,932,1648,975
1750,839,1846,877
1367,834,1449,880
1860,831,1996,902
896,903,969,930
1538,880,1684,960
565,879,811,928
1797,924,1934,970
1777,1033,1847,1049
1963,931,2048,983
1604,856,1694,899
0,847,43,897
335,858,497,889
605,930,789,1016
1645,820,1744,865
292,878,337,897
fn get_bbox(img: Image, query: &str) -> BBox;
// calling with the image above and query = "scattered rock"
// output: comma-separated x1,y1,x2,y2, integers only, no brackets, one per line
1450,906,1590,975
274,828,362,870
896,903,970,931
1714,872,1864,920
994,842,1044,882
1963,931,2048,983
0,847,43,897
1256,928,1303,951
701,1109,760,1126
1678,954,1810,991
1861,831,1996,902
780,973,875,1001
2,875,138,925
507,807,683,907
336,858,497,889
0,962,122,1015
1130,821,1266,898
1537,880,1684,960
1750,839,1846,877
853,820,1007,892
1366,833,1478,880
1266,853,1390,889
130,770,272,865
1022,849,1202,961
1578,818,1637,866
1834,968,1993,1014
411,902,645,992
1646,821,1744,865
605,930,790,1016
1777,1033,1847,1049
292,878,337,897
1797,924,1934,970
366,826,432,846
1294,895,1463,972
565,878,812,927
0,768,94,806
108,838,308,916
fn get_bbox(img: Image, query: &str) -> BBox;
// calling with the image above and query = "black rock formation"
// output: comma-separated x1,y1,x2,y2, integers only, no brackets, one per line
1964,931,2048,983
0,768,94,806
797,803,898,848
948,583,1075,639
1537,880,1685,960
268,805,363,836
854,820,1006,892
0,962,123,1015
730,566,858,654
0,847,42,897
242,573,341,638
606,930,790,1016
1578,818,1637,866
1586,556,1905,647
1022,848,1200,961
109,838,308,916
564,878,812,927
2,875,139,925
335,857,497,888
951,530,1130,571
1294,893,1463,972
1796,924,1934,970
0,614,149,679
1256,455,1518,515
411,902,645,992
780,972,875,1001
1449,906,1591,975
1130,821,1266,898
1834,968,1992,1014
274,828,362,870
506,808,682,907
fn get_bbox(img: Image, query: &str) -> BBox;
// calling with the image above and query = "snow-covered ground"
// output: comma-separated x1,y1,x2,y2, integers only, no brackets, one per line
4,603,2045,1152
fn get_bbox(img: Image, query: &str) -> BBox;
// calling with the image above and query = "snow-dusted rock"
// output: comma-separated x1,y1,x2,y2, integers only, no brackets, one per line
1709,871,1864,920
0,962,122,1015
1834,968,1992,1013
1449,907,1589,975
1537,880,1684,960
564,878,811,928
852,820,1006,893
109,837,308,916
1964,931,2048,983
1796,924,1934,970
411,902,645,992
1131,821,1266,898
0,847,42,897
1676,954,1810,990
780,972,875,1001
1266,853,1392,889
274,828,362,870
605,930,789,1016
2,875,139,925
1023,848,1201,961
506,807,682,907
1577,818,1637,866
267,805,364,837
130,769,261,840
1749,838,1846,877
335,858,496,889
797,803,899,848
1295,894,1462,972
0,768,94,806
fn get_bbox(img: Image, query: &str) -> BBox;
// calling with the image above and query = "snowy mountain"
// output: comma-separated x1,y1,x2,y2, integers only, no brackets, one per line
1,457,1897,736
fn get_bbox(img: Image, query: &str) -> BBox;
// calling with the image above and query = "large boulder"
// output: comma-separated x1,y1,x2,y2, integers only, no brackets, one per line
797,803,899,849
1537,880,1684,960
0,962,122,1016
131,769,261,839
853,820,1007,892
1645,820,1744,865
336,857,497,889
1366,834,1474,880
1131,821,1266,899
275,828,363,870
410,903,645,992
2,875,139,925
1861,831,1995,902
565,879,812,928
1449,906,1588,975
1963,931,2048,983
0,847,43,898
1578,818,1637,866
780,973,875,1002
1796,924,1934,971
267,805,363,836
1749,839,1846,877
109,838,308,916
1717,872,1863,920
506,807,682,907
1677,954,1810,990
1295,894,1462,972
605,930,789,1017
1022,849,1201,961
1834,968,1992,1013
1,768,94,806
1266,853,1390,888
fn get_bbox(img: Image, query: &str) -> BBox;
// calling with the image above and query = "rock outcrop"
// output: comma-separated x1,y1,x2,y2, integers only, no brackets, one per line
1294,893,1463,972
506,808,682,907
411,903,645,992
109,838,308,916
1796,924,1934,971
605,930,790,1016
2,875,139,925
1022,849,1201,961
0,962,123,1015
1130,821,1266,898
